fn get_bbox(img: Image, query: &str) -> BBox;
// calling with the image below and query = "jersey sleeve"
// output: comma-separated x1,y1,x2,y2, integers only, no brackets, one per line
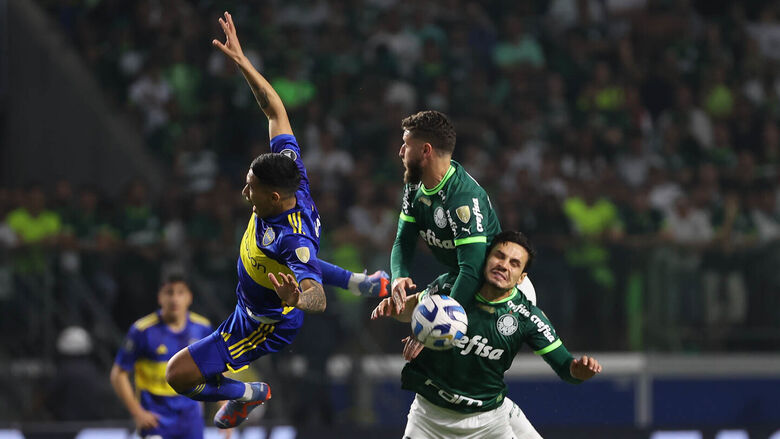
278,234,323,284
448,243,486,308
114,326,142,372
270,134,310,192
446,195,489,247
522,305,582,384
392,185,419,280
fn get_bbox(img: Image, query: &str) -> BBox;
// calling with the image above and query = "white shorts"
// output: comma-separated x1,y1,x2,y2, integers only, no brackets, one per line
403,394,543,439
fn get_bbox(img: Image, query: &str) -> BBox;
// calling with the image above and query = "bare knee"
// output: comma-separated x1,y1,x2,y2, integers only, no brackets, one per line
166,347,202,394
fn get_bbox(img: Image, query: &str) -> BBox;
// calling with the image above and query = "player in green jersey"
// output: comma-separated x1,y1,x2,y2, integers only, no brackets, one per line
374,231,602,439
390,111,536,313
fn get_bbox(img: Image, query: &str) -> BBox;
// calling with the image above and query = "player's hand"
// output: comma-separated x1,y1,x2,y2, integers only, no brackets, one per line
269,272,301,307
391,277,416,314
370,297,398,320
132,408,159,430
570,355,602,380
401,336,424,361
212,11,245,63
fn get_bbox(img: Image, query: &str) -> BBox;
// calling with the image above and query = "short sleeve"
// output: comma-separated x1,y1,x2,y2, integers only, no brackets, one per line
278,235,323,284
270,134,310,191
447,195,489,247
114,326,142,372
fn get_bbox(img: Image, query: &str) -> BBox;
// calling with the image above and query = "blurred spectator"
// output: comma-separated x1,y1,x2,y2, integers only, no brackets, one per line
129,61,173,134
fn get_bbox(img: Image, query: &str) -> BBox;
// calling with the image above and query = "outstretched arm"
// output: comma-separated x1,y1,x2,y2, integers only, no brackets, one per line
213,11,292,138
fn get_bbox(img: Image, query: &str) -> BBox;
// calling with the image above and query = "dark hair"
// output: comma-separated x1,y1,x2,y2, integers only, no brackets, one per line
161,272,188,287
488,231,536,270
250,153,301,195
401,110,456,155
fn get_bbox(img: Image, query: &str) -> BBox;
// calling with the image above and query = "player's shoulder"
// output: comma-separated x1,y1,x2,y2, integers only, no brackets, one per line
282,208,315,237
188,312,211,328
132,312,160,332
270,134,301,156
450,161,488,192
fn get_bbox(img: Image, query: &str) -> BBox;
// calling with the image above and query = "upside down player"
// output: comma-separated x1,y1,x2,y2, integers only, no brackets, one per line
373,231,602,438
165,11,385,429
390,111,536,313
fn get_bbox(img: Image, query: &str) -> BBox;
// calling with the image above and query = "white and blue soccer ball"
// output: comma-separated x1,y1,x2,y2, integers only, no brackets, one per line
410,294,468,350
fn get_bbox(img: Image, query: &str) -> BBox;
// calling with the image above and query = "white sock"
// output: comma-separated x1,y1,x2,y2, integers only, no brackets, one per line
237,383,253,401
347,272,367,296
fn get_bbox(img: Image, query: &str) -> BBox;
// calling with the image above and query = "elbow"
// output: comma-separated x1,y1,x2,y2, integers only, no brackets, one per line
109,364,123,386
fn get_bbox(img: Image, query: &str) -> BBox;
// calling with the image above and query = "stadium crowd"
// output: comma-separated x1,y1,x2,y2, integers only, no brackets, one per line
3,2,780,419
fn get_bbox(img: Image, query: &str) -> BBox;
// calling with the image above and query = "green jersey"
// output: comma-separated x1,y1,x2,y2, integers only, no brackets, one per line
401,287,580,414
391,160,501,307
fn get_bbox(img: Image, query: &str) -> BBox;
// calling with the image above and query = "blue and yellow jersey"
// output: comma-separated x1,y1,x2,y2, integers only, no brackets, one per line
114,311,213,413
235,134,323,321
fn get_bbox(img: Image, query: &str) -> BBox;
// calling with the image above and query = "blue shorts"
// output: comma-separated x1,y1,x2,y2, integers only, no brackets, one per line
140,401,202,439
189,304,303,377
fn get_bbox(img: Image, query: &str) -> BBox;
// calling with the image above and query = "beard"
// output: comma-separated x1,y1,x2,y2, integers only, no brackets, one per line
403,160,423,184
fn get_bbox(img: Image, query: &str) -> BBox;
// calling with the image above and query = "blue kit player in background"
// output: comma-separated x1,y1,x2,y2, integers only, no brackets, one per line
110,275,220,439
165,11,383,430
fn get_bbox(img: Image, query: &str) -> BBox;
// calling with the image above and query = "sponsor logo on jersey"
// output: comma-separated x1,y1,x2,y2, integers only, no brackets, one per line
452,334,505,360
456,205,471,223
419,196,431,206
434,207,447,228
530,315,555,342
472,198,484,232
496,313,519,336
438,190,446,201
419,229,454,249
402,185,416,213
424,379,484,407
262,227,276,246
279,148,298,161
295,247,311,263
507,300,531,318
445,209,458,235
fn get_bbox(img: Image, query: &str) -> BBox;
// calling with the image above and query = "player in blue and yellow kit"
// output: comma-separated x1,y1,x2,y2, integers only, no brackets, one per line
111,275,214,439
165,11,367,430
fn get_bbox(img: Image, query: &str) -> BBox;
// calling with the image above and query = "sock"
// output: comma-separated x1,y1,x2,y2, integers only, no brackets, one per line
184,374,247,402
319,260,352,289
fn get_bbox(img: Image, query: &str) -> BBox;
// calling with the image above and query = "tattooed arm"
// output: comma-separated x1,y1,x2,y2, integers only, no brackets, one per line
296,279,327,313
212,11,293,138
269,274,326,313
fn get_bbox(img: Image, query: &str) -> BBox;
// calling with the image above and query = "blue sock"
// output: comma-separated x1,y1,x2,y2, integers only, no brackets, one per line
184,374,246,402
319,260,352,289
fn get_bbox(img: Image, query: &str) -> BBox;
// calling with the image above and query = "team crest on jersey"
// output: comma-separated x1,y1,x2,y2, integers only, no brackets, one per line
497,313,519,336
434,207,447,228
156,344,168,355
419,197,431,206
262,227,276,246
295,247,311,263
280,148,297,161
456,206,471,223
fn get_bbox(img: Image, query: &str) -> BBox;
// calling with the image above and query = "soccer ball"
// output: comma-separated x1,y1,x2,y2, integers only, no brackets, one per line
410,294,468,350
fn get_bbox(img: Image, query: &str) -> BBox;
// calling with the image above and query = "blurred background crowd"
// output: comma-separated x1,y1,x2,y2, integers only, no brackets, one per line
2,0,780,426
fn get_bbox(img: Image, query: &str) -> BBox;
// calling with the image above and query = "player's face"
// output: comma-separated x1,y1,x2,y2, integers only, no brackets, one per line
484,242,528,291
158,281,192,321
243,169,278,217
400,130,425,184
